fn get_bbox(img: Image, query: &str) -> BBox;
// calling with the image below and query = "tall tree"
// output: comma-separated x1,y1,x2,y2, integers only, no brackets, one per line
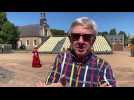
109,28,117,35
51,29,66,36
0,12,7,31
101,31,109,36
98,32,108,36
0,12,20,49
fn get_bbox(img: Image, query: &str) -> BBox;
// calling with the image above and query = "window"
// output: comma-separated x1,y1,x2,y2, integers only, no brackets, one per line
120,38,123,43
26,40,29,46
33,40,37,46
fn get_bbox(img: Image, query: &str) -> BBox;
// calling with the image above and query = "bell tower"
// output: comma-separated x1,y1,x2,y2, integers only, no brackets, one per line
40,12,50,37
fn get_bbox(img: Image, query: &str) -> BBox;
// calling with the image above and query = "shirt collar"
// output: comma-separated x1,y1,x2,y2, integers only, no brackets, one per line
70,49,93,64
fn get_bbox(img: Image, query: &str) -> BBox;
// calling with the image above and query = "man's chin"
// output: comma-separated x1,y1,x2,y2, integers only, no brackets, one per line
76,51,86,57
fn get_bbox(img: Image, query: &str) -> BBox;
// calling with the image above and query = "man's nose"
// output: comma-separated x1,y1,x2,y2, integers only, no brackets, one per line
78,36,84,43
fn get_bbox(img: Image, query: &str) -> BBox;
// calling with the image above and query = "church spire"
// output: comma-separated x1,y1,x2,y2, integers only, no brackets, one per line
40,12,51,37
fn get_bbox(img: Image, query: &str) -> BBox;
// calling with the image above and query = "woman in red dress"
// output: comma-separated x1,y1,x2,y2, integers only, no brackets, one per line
32,47,42,68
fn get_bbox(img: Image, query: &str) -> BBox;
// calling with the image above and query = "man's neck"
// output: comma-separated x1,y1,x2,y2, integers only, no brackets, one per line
71,49,92,63
77,56,84,63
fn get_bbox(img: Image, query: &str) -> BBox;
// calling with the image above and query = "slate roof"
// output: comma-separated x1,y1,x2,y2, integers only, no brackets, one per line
18,24,41,37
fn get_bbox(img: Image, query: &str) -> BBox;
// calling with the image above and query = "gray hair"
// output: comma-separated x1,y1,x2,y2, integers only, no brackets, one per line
68,17,97,35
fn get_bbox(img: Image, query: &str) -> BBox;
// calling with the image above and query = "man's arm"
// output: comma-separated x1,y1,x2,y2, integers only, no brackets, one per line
36,75,66,87
45,56,61,85
36,55,66,87
36,52,67,87
35,55,62,87
99,61,116,87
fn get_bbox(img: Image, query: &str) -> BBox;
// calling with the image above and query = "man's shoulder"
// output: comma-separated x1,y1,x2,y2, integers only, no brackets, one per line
56,50,71,61
96,56,111,67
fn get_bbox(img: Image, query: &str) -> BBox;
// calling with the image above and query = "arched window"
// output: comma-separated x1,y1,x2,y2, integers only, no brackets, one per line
33,40,37,46
26,40,29,46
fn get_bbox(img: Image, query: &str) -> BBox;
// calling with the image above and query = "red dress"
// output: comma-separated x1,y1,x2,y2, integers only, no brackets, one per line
32,49,42,68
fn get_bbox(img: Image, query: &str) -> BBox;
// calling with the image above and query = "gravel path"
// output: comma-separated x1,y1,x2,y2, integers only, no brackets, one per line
0,51,133,87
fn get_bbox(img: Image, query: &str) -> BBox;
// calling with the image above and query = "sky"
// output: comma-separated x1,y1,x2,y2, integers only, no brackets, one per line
7,12,134,36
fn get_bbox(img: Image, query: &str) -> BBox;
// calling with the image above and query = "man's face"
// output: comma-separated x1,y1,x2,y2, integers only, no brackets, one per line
69,25,95,57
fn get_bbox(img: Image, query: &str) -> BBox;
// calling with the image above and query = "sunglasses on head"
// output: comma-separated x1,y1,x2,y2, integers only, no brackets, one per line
69,33,96,42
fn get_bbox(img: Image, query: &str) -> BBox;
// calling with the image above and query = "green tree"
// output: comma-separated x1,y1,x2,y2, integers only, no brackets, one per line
109,28,117,35
98,32,108,36
102,31,108,36
0,12,7,31
51,29,66,36
0,12,20,49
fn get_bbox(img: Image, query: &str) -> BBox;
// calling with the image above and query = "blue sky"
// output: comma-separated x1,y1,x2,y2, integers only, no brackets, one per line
7,12,134,36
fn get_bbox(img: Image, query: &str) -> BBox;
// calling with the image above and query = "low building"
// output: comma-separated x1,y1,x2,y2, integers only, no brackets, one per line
105,34,124,51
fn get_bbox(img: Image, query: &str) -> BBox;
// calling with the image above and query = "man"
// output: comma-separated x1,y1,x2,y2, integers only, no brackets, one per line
37,17,116,87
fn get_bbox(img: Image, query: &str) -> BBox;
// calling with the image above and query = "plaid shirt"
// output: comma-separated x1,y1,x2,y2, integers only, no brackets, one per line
45,50,116,87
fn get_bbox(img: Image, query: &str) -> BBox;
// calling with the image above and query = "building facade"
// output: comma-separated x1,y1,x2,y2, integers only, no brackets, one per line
105,34,124,51
17,12,51,50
